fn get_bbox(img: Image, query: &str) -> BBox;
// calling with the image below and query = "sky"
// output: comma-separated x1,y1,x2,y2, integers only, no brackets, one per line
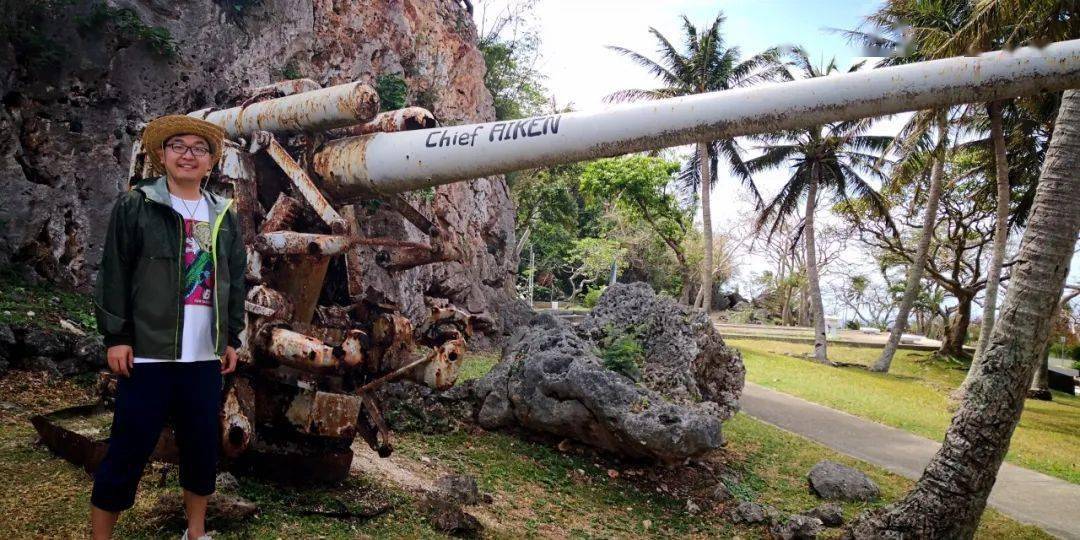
472,0,1080,319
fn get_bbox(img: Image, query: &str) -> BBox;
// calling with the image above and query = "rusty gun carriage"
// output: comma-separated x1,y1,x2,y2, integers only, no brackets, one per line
31,40,1080,484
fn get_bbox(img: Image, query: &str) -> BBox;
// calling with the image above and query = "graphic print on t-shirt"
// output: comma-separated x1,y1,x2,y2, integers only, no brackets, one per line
182,218,214,306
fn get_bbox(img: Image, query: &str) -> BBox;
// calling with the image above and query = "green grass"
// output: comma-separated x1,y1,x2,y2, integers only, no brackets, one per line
0,357,1053,539
729,338,1080,485
0,267,95,332
458,351,499,381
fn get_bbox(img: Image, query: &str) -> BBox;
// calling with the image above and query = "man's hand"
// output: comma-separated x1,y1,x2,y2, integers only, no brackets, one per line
106,345,133,377
221,346,238,374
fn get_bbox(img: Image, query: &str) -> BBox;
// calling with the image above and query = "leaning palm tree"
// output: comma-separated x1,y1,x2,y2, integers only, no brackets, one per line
850,2,1080,534
840,0,976,373
605,12,778,308
747,48,893,365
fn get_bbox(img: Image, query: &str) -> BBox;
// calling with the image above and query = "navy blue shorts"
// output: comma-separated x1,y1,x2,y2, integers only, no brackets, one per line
91,361,223,512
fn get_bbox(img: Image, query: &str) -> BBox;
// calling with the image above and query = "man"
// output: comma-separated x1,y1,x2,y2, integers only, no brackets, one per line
90,115,247,540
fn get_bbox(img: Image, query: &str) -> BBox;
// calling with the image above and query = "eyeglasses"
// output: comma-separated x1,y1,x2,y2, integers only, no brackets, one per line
164,142,211,158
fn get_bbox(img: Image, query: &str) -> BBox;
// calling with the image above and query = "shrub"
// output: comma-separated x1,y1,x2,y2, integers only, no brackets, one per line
376,74,408,111
582,287,606,309
600,334,643,381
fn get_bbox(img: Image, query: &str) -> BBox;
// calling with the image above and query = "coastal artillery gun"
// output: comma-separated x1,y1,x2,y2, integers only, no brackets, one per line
32,40,1080,484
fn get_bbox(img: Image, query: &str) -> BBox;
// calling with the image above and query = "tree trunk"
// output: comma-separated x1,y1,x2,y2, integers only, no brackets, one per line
973,100,1012,362
527,244,535,303
1029,286,1079,400
938,294,973,358
1028,341,1053,401
804,172,831,365
873,110,948,373
850,89,1080,540
698,142,714,313
781,286,793,325
799,283,810,326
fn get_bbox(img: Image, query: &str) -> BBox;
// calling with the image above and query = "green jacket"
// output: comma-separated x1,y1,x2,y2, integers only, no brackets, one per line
93,175,247,359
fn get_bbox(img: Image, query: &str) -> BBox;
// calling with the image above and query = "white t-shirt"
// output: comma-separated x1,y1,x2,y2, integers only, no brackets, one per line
133,192,218,363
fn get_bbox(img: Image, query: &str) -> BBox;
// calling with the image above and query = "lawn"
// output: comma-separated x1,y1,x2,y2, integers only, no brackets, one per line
728,338,1080,485
0,361,1050,538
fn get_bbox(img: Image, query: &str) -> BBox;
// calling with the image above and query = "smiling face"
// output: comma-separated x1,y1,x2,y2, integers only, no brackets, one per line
155,134,213,183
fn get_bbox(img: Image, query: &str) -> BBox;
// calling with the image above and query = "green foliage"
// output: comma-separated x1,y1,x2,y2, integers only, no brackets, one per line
580,156,687,244
599,332,644,381
376,74,409,111
78,3,178,58
582,286,606,309
478,38,548,120
569,238,626,283
414,186,436,204
278,60,302,81
0,266,95,332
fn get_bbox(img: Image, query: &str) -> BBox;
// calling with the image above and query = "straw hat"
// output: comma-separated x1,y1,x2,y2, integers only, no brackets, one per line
141,115,226,174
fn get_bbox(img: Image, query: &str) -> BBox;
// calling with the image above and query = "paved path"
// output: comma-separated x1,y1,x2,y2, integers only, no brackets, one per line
740,382,1080,539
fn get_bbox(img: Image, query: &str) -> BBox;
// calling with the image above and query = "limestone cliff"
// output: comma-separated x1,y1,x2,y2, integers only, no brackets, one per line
0,0,525,342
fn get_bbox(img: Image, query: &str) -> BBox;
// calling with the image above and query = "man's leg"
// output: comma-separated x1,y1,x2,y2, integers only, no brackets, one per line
90,506,119,540
173,361,223,538
182,489,209,537
90,363,171,539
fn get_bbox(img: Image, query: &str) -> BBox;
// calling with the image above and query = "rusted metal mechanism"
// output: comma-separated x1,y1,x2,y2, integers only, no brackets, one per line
34,78,475,485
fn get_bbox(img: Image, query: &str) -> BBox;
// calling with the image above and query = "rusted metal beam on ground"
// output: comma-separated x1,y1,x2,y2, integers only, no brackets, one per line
190,81,380,139
313,40,1080,197
259,133,349,234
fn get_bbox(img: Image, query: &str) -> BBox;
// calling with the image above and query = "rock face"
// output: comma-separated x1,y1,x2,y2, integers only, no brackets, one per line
472,313,727,462
0,0,522,342
578,282,744,419
1,323,104,377
807,460,881,502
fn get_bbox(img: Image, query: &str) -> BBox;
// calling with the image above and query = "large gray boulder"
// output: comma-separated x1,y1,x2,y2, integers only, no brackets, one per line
473,314,727,462
807,460,881,502
578,282,744,419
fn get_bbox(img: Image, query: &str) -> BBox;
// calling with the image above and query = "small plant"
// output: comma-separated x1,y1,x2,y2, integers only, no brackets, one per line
376,74,409,111
78,3,178,58
600,333,644,381
416,186,436,204
582,286,605,309
279,60,302,81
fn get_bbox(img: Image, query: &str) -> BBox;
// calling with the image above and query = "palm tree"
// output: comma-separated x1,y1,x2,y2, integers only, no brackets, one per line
850,2,1080,534
605,12,778,308
747,48,893,365
840,0,980,372
851,87,1080,540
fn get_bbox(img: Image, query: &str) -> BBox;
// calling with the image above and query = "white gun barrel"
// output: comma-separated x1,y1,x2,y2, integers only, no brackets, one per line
312,40,1080,198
